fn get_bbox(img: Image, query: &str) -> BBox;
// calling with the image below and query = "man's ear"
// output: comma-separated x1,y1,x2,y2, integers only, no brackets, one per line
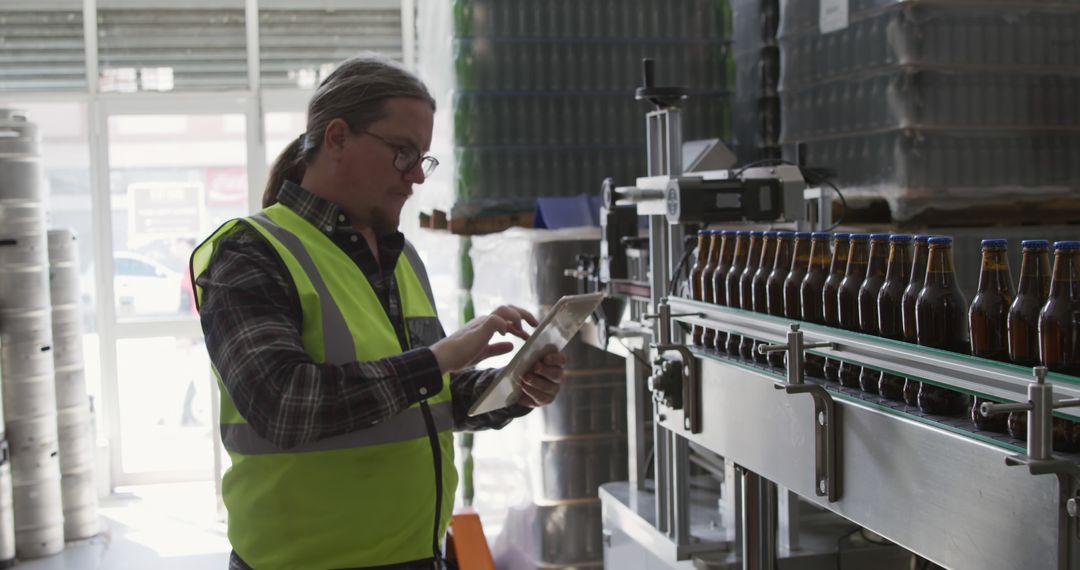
322,118,350,158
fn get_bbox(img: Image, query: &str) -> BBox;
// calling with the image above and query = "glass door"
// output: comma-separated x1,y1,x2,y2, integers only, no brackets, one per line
93,94,260,486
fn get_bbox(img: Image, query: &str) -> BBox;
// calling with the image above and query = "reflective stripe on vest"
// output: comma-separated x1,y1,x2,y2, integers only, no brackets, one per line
220,399,453,455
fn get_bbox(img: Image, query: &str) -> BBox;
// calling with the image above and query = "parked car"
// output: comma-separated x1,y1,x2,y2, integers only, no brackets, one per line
82,252,185,317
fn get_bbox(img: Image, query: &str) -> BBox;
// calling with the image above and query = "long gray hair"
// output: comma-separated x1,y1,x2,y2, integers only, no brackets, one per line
263,54,436,208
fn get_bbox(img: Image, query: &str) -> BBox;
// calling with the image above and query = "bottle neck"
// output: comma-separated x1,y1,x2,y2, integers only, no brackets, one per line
845,240,869,276
809,238,830,271
706,235,722,267
924,244,958,286
720,235,735,267
1017,249,1051,298
866,240,889,278
731,236,748,266
829,239,850,276
759,238,777,269
975,248,1013,295
772,238,792,271
695,235,709,265
1049,250,1080,299
885,242,911,283
745,237,763,270
909,243,929,286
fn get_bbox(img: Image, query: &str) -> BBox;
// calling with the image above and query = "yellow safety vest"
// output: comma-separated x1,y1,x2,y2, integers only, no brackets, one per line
191,203,456,569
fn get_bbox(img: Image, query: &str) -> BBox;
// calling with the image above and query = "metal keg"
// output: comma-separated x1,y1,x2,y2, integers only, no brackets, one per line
56,406,93,474
48,306,82,371
0,309,51,349
0,265,50,314
4,415,59,458
2,376,57,423
53,369,88,411
60,469,98,540
0,110,45,204
0,447,15,565
0,339,54,384
11,478,64,559
8,438,59,487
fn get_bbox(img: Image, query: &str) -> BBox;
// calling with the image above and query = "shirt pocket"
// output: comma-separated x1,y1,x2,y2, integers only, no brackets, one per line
406,316,445,349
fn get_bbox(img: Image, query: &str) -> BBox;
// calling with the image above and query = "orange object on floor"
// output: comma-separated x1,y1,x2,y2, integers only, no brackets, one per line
447,508,496,570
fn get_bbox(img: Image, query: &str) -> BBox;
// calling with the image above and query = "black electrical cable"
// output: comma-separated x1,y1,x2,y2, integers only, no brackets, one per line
666,234,701,298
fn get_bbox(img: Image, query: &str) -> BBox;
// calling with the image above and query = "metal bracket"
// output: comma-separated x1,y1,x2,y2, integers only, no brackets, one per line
653,344,702,434
982,366,1080,540
763,324,843,502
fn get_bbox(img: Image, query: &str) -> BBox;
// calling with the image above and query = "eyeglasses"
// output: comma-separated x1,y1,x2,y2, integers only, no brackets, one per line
362,131,439,177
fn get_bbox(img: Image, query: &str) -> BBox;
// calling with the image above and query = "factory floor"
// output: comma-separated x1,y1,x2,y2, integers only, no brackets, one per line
18,482,230,570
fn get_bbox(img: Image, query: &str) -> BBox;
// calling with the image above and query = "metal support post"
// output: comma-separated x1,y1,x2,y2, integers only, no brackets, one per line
671,431,690,544
654,422,670,534
627,348,651,490
741,468,777,570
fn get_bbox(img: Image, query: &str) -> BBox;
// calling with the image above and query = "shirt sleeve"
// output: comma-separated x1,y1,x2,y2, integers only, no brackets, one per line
450,367,532,431
197,226,444,450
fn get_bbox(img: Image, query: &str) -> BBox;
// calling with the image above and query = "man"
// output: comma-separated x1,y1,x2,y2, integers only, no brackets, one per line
192,55,566,569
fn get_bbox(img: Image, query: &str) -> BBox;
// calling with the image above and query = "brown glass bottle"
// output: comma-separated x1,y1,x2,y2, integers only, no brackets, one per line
1038,241,1080,451
822,233,851,382
712,227,738,351
857,234,890,392
738,231,765,359
969,239,1014,432
877,235,912,401
801,232,832,378
784,232,812,320
699,229,725,347
766,231,795,367
690,229,711,346
915,236,971,416
751,231,778,364
1006,240,1052,440
723,231,751,354
902,235,931,405
837,234,869,388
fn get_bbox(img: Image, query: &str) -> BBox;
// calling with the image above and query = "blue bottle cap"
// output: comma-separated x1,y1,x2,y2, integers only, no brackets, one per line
795,231,813,238
832,232,851,239
981,239,1008,248
848,233,871,240
775,231,795,238
721,229,737,236
750,230,766,237
1054,241,1080,250
1021,239,1049,249
764,231,779,237
698,229,710,235
914,235,932,242
889,234,913,242
811,232,831,238
736,230,752,236
870,233,891,241
928,236,954,246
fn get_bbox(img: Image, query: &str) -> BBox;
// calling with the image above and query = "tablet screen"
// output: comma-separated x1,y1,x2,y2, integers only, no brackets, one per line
467,292,605,416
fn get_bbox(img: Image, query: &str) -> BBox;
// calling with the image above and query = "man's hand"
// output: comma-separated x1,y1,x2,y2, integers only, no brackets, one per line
517,351,566,408
430,305,539,373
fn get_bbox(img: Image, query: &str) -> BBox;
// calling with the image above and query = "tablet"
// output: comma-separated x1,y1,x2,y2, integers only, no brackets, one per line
467,292,606,416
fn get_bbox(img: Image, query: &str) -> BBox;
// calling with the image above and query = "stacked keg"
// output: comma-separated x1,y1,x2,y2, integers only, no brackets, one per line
48,230,98,540
0,109,65,559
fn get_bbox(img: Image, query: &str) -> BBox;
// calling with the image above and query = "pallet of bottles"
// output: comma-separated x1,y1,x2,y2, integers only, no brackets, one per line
682,229,1080,448
730,0,781,163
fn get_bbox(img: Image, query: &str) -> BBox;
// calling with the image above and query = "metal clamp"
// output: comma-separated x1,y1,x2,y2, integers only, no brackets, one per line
765,324,842,502
981,367,1080,463
982,366,1080,536
652,344,702,434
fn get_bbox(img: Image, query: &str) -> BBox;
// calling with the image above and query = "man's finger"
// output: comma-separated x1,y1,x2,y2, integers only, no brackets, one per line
508,305,539,327
531,362,564,383
542,351,566,367
522,374,559,399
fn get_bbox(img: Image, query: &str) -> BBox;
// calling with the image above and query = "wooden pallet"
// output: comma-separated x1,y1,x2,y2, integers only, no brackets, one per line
418,209,534,235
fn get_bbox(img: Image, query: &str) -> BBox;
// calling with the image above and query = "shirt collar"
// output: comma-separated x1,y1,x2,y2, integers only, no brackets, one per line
276,180,352,236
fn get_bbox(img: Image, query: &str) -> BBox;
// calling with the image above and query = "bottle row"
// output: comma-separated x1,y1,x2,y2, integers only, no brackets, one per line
686,230,1080,451
779,0,1080,40
797,129,1080,193
778,4,1080,88
453,38,734,93
452,0,732,40
455,146,645,202
780,68,1080,142
452,91,733,147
